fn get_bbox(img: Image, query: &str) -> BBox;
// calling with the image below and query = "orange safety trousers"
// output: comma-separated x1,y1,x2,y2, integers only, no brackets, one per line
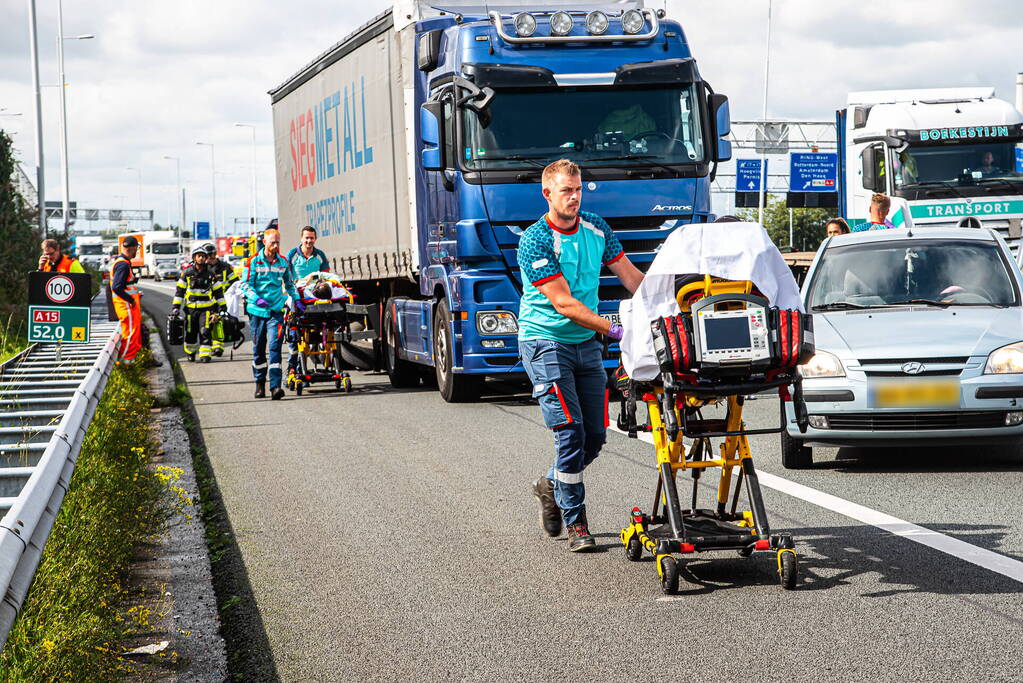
113,293,142,361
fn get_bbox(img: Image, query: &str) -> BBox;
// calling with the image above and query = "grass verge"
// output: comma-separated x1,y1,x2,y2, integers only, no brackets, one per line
0,349,186,680
0,314,27,365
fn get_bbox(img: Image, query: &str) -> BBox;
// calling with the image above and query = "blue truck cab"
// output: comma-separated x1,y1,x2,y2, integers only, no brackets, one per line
270,1,731,402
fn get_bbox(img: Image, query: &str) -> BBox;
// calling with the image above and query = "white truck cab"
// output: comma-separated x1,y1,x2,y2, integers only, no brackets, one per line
838,88,1023,252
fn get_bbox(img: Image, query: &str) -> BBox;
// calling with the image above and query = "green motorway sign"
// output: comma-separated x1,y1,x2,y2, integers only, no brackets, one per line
28,305,91,344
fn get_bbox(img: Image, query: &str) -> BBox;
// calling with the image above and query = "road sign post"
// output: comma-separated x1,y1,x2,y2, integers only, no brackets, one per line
27,271,92,344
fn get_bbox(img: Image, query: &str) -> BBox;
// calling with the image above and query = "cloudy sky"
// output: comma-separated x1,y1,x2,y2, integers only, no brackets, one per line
1,0,1021,233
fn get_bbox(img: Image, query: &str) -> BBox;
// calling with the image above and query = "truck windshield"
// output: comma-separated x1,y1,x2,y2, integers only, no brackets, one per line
462,85,705,170
151,242,180,254
808,239,1018,309
78,244,103,255
892,141,1023,195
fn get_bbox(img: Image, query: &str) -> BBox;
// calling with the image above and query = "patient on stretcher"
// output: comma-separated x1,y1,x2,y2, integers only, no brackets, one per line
295,272,353,304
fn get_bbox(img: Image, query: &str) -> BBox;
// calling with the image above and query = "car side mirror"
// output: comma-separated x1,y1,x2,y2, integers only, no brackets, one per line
709,93,731,162
420,102,443,171
861,146,877,191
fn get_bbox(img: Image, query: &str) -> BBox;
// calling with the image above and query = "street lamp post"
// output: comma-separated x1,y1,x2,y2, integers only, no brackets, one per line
234,123,257,231
27,0,46,237
196,142,216,238
164,155,182,253
55,0,94,235
757,0,773,230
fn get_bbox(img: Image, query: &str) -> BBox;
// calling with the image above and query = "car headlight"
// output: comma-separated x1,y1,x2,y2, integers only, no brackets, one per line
800,351,845,378
985,341,1023,374
513,12,536,37
621,9,645,34
549,11,573,36
476,311,518,336
585,10,609,35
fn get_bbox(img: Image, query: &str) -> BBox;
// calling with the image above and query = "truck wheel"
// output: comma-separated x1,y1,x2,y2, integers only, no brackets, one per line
383,300,420,389
780,430,813,469
433,298,483,403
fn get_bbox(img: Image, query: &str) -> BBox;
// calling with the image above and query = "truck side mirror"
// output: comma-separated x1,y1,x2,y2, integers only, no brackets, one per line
709,93,732,162
861,146,877,191
420,102,444,171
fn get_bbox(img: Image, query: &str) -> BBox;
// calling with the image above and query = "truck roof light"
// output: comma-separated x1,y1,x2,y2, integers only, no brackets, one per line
585,11,609,35
621,9,645,34
549,11,573,37
513,12,536,37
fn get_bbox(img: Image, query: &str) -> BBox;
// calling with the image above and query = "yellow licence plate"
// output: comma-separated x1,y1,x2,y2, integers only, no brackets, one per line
871,380,960,409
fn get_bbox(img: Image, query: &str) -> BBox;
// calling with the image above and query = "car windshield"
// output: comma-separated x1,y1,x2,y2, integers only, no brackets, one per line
808,239,1018,309
151,242,179,254
892,141,1023,192
78,244,103,255
462,85,705,170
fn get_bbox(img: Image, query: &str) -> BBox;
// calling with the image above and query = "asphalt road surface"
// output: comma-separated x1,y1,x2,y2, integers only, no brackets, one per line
142,280,1023,682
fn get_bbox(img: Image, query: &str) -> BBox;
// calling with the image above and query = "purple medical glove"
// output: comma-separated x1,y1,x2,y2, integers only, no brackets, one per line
608,322,624,341
255,297,270,308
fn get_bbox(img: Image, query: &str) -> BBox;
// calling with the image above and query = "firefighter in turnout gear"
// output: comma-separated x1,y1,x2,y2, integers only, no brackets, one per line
172,246,226,362
202,242,239,357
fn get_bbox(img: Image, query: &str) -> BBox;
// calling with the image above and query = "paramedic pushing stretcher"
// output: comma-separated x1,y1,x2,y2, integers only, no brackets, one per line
519,160,645,553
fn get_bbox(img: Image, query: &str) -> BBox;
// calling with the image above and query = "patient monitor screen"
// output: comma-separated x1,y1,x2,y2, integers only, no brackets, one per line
703,317,751,350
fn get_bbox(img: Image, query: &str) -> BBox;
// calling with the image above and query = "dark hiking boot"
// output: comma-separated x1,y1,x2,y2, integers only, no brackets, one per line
254,382,266,399
271,388,285,400
532,477,562,537
566,515,596,553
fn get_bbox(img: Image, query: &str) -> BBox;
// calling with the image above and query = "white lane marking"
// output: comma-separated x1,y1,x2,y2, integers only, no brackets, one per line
609,425,1023,584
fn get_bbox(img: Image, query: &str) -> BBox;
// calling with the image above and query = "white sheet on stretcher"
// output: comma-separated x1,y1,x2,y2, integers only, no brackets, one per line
618,222,804,381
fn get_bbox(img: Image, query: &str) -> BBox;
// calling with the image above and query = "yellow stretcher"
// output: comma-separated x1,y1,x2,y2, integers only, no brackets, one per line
285,292,355,396
617,277,811,594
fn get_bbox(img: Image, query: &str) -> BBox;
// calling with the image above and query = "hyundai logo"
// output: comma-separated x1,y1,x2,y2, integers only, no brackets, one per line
902,362,926,375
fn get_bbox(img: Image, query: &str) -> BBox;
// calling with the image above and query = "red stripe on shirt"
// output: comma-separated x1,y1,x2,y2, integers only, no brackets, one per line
544,214,578,235
532,273,564,286
604,250,625,265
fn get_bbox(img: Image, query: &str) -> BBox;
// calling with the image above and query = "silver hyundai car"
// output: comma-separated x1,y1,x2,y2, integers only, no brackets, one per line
782,227,1023,468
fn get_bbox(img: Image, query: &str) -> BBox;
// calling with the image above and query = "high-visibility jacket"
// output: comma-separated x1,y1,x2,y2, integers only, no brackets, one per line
42,254,85,273
210,257,239,288
173,264,225,310
109,255,140,303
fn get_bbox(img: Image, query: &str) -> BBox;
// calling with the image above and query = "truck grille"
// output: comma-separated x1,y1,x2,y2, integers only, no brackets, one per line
825,411,1006,431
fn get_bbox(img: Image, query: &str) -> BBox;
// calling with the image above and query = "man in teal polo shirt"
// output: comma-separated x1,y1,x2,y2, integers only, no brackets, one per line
518,159,645,552
285,225,331,378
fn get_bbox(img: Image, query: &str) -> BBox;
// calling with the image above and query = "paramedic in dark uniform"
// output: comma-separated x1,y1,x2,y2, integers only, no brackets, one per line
518,159,645,552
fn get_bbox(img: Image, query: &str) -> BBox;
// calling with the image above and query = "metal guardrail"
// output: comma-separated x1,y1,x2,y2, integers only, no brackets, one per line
0,307,120,646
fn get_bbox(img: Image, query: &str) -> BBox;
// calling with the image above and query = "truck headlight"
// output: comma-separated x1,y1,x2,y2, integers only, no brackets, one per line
800,351,845,378
585,10,609,35
476,311,518,336
549,11,573,36
621,9,645,34
985,342,1023,374
513,12,536,37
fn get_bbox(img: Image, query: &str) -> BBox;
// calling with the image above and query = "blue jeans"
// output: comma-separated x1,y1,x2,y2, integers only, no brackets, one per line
520,337,608,526
251,311,285,389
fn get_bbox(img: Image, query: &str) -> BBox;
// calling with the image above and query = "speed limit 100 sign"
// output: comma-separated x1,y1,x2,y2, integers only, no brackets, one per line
28,272,92,309
45,275,75,303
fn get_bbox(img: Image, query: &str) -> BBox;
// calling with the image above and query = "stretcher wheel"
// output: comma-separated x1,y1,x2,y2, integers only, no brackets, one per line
295,382,303,396
778,551,797,590
625,536,643,562
658,556,679,595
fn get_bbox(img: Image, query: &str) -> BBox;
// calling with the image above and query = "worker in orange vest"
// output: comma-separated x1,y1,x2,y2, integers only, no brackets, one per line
109,236,144,363
38,238,85,273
